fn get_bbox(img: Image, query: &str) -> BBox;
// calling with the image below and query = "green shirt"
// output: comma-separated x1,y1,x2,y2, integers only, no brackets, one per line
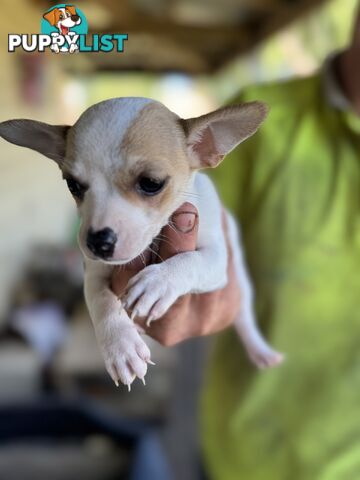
201,72,360,480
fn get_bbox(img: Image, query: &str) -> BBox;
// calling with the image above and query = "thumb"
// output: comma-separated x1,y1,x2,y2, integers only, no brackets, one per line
158,202,198,260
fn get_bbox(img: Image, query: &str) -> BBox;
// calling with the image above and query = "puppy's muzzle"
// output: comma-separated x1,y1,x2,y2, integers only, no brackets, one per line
86,227,117,259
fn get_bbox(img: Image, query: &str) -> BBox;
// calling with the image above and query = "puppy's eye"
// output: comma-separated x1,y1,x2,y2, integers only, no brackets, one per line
65,176,87,200
136,176,166,196
59,14,64,19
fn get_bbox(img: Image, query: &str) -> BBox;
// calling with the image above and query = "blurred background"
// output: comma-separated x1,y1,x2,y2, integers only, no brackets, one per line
0,0,358,479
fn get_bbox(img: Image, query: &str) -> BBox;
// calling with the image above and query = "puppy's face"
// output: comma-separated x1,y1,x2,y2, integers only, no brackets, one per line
64,99,193,263
0,97,267,264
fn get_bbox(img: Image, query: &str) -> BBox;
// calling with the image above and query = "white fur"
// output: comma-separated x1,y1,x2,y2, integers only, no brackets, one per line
69,98,153,177
84,259,151,386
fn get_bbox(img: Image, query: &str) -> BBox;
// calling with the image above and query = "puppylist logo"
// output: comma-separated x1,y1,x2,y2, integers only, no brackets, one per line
8,4,128,54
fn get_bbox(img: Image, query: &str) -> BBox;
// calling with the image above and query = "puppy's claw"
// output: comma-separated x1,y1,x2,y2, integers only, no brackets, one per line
115,380,119,387
130,309,138,321
146,315,155,327
127,383,131,392
141,377,146,386
147,360,156,366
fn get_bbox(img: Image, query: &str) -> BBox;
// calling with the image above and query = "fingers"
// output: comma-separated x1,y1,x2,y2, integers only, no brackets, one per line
158,202,198,259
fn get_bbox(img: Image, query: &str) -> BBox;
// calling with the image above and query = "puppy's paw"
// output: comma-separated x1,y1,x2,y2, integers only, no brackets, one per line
123,264,181,325
96,321,152,389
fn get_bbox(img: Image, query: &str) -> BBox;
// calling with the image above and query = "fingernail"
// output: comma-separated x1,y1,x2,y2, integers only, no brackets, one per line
172,212,197,233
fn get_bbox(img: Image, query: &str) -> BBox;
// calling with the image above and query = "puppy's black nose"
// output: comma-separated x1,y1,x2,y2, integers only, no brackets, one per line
86,227,117,259
71,14,80,22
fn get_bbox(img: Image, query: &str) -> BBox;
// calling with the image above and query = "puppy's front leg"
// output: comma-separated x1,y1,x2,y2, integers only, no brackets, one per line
84,259,151,388
123,174,228,325
123,244,227,325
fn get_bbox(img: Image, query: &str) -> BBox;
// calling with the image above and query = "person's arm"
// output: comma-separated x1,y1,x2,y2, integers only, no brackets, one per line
111,202,241,346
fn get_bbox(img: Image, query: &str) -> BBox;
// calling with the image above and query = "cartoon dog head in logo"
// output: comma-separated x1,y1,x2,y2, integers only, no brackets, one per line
43,5,81,35
43,5,81,53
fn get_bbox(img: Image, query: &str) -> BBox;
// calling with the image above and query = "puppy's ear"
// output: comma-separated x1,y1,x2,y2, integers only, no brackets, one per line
66,5,77,16
43,9,57,26
0,119,70,164
181,101,268,169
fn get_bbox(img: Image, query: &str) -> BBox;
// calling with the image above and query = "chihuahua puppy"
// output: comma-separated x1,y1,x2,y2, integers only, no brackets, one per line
0,98,283,388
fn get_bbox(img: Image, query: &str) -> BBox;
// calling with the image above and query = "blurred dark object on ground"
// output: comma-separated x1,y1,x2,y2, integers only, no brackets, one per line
0,396,172,480
9,244,84,316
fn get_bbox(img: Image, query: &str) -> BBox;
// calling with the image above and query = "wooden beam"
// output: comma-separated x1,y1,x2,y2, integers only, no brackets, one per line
30,0,331,74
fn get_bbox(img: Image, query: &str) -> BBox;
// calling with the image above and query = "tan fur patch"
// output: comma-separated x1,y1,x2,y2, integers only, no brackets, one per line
117,102,191,211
